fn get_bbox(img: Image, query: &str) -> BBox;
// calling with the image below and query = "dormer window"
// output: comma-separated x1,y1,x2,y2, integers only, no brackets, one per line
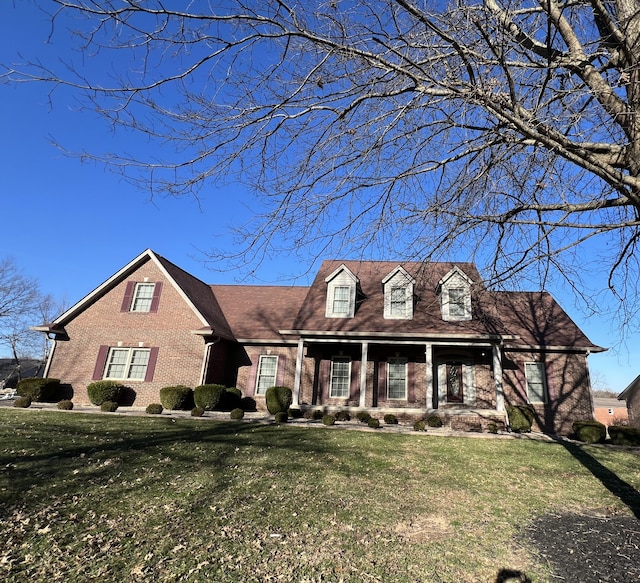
383,266,415,319
325,265,358,318
438,267,472,322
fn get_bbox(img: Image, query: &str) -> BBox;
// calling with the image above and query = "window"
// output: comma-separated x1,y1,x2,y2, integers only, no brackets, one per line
525,362,547,403
330,357,351,398
332,286,350,315
390,287,407,317
383,266,415,319
256,355,278,395
131,283,156,312
104,348,151,380
448,288,466,318
387,358,407,400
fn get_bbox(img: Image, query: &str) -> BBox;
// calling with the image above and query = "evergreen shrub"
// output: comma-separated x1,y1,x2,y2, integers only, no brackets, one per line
572,420,606,444
230,408,244,420
265,386,293,415
335,411,351,422
608,425,640,446
87,380,125,406
288,408,303,419
14,396,31,408
384,414,398,425
427,414,443,428
159,385,193,410
356,411,371,423
413,419,426,431
57,400,74,410
194,384,226,410
100,401,118,412
17,377,61,402
367,417,381,429
506,405,535,433
146,403,163,415
274,411,289,424
191,407,205,417
220,387,242,411
322,414,336,426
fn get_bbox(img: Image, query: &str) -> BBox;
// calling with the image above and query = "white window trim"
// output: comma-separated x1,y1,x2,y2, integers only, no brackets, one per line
525,362,548,404
387,358,408,400
255,355,278,396
104,347,151,381
383,266,415,320
131,282,156,313
325,265,358,318
329,356,351,398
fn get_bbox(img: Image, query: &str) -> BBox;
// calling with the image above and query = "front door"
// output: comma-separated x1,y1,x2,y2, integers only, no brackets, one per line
446,362,464,403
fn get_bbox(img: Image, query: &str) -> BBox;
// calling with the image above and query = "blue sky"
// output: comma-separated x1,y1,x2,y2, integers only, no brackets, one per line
1,2,638,393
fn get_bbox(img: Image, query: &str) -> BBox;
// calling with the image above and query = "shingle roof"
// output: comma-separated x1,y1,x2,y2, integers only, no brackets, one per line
212,285,310,340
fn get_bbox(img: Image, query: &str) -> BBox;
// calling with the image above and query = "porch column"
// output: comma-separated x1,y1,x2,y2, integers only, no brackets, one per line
425,343,433,411
492,343,504,412
359,341,368,407
292,338,305,407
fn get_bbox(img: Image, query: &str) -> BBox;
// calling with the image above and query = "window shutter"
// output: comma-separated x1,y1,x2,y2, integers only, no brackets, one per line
144,347,159,382
149,281,163,313
120,281,135,312
276,355,286,386
407,361,415,403
92,345,109,380
247,357,258,395
321,359,331,401
378,361,387,401
350,360,360,401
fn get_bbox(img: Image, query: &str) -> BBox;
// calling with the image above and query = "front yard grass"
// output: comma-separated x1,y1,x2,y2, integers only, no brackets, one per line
1,409,638,582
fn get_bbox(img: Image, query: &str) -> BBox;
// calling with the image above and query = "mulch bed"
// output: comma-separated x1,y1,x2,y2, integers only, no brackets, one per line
522,512,640,582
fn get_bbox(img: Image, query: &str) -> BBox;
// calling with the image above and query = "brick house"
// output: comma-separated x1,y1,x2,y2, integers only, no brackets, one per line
618,377,640,429
36,249,604,434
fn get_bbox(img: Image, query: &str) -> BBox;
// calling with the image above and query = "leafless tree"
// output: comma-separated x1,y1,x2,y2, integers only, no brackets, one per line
0,258,55,375
4,1,640,325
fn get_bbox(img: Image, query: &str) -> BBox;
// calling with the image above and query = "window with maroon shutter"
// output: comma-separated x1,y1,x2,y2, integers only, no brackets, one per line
121,281,162,313
93,346,158,381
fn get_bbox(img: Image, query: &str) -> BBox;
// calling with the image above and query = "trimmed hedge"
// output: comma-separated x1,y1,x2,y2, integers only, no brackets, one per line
506,405,535,433
608,425,640,446
265,386,293,415
572,420,606,444
356,411,371,424
193,384,226,410
159,385,193,410
384,414,398,425
335,411,351,422
191,407,205,417
413,420,426,432
17,377,61,402
146,403,163,415
87,380,125,406
367,418,381,429
230,408,244,420
14,396,32,408
100,401,118,412
426,414,443,428
57,400,74,410
323,414,336,426
274,411,289,424
219,387,242,411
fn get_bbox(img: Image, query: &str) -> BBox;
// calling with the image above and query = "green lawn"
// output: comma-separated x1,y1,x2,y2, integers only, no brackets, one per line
1,409,638,582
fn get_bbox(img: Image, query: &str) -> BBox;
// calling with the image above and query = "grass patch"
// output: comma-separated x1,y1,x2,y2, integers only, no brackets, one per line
0,410,638,582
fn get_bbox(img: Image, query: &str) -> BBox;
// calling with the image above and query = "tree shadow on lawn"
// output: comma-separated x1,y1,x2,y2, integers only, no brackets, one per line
0,415,340,520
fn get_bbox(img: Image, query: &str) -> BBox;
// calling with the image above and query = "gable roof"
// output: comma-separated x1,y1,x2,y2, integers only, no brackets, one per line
619,375,640,401
38,249,234,340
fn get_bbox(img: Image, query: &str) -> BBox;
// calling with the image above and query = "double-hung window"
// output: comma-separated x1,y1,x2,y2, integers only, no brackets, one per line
525,362,548,403
104,347,151,380
332,286,351,315
448,288,466,318
131,283,156,312
390,287,407,317
387,358,407,400
256,355,278,395
330,357,351,398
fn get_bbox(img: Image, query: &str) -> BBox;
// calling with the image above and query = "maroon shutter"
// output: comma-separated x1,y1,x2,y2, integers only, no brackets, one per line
149,281,163,313
247,356,258,395
378,361,387,401
121,281,135,312
350,360,360,401
92,345,110,380
144,347,159,382
407,361,415,403
276,355,286,386
321,359,331,402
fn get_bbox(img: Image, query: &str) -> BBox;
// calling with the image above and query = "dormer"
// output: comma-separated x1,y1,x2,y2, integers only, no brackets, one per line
325,264,359,318
438,267,473,322
382,266,415,319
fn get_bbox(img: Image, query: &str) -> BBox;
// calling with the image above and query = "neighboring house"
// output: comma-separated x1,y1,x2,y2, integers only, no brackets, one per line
35,249,604,435
0,358,44,389
618,377,640,429
593,397,628,427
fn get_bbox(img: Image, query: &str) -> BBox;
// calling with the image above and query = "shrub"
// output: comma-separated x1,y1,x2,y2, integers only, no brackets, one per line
265,386,293,415
322,414,336,426
146,403,163,415
17,377,61,402
288,408,303,419
240,396,257,412
87,380,125,406
384,414,398,425
486,422,499,434
413,419,426,432
608,425,640,446
367,417,381,429
335,411,351,422
191,407,205,417
573,420,606,444
219,387,242,411
427,414,443,428
57,400,74,410
101,401,118,413
274,411,289,424
194,384,226,410
230,408,244,420
13,396,31,408
356,411,371,423
159,385,193,410
506,405,535,433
